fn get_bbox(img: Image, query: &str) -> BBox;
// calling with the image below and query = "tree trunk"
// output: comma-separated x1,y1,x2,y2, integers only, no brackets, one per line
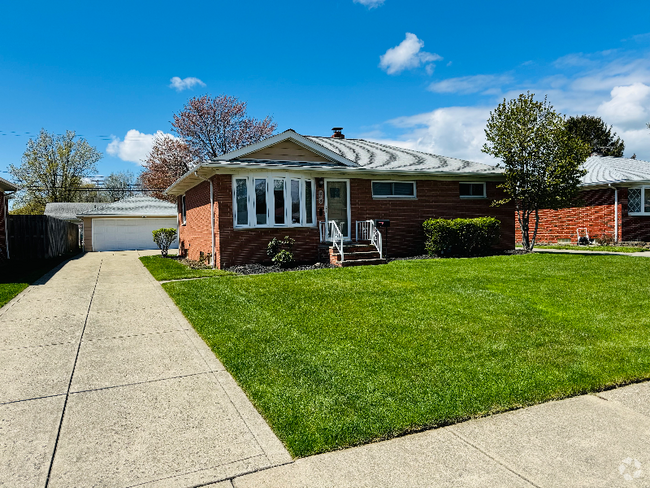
530,210,540,251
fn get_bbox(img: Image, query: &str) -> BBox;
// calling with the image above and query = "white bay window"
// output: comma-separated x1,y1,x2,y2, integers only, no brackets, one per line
233,174,316,228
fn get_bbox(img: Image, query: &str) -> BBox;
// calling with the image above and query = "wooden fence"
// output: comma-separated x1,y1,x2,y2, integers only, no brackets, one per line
7,215,79,260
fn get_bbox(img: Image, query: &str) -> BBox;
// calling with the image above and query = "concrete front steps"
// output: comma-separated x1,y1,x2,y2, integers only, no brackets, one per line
327,242,386,267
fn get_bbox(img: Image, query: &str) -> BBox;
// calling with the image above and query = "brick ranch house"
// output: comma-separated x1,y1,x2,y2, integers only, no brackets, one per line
0,177,18,262
166,129,515,268
518,155,650,244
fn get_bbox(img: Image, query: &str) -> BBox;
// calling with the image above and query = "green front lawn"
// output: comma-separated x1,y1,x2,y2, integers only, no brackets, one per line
0,254,77,308
533,244,646,253
139,255,233,281
162,254,650,458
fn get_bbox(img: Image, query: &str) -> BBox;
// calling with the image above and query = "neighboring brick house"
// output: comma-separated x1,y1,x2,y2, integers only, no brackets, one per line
516,156,650,244
0,177,18,262
167,129,515,268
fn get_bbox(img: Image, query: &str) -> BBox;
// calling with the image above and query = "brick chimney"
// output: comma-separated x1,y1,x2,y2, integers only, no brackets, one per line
331,127,345,139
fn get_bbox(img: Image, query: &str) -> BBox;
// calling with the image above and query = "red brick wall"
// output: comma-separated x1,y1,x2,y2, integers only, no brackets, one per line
0,192,7,262
177,180,214,262
350,179,515,257
181,175,516,269
513,188,650,244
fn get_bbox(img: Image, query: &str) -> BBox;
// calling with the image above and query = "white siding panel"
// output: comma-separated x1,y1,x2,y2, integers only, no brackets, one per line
92,218,178,251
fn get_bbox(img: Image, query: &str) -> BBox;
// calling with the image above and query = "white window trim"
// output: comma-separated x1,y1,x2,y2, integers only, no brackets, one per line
628,186,650,216
371,180,417,199
232,173,317,229
459,182,487,199
181,195,186,225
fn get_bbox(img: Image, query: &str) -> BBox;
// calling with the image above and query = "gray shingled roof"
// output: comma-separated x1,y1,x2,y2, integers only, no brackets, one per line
582,155,650,186
77,196,176,217
45,202,110,222
0,176,17,192
305,136,502,174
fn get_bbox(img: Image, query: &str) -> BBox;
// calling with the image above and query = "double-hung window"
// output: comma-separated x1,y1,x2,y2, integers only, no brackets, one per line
628,186,650,215
233,174,316,228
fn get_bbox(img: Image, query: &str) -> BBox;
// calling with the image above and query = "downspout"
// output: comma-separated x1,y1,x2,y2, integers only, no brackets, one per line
3,191,13,260
609,184,619,243
194,172,216,268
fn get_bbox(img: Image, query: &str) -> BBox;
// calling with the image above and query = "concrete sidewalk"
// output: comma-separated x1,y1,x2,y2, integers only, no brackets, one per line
232,384,650,488
0,251,290,487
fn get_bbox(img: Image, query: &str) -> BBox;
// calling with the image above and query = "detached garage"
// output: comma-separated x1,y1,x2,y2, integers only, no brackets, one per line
79,196,178,252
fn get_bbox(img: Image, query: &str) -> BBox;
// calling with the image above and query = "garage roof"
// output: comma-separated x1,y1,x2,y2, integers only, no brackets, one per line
77,196,176,217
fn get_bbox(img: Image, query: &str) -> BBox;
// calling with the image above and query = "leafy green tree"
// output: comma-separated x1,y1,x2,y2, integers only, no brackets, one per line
9,129,102,213
483,93,591,251
565,115,624,157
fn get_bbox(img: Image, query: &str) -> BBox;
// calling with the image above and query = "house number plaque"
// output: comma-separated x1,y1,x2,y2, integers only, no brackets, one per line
318,189,324,205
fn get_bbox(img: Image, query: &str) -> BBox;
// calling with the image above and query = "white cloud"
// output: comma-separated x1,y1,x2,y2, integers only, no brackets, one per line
169,76,206,92
379,33,442,75
597,83,650,130
428,75,512,94
353,0,384,7
107,130,175,164
375,107,498,164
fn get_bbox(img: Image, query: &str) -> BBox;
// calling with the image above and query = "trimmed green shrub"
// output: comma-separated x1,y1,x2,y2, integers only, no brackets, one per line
152,228,178,257
267,236,295,267
423,217,501,257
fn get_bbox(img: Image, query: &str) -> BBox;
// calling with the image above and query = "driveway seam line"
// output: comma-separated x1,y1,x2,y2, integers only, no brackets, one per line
0,392,66,406
448,429,543,488
0,341,77,352
68,370,223,395
124,454,268,488
44,259,103,488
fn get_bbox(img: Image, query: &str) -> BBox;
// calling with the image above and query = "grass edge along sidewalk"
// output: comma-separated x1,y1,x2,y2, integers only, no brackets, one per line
157,254,650,458
139,255,233,281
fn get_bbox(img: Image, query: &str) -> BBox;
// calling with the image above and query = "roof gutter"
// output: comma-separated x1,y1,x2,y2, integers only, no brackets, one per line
194,171,216,269
166,162,505,196
608,184,619,243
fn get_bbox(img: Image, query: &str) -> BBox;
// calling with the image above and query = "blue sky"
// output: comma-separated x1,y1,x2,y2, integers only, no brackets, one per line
2,0,650,181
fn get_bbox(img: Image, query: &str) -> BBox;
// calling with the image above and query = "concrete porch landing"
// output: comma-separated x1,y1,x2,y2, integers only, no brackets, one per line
0,251,290,488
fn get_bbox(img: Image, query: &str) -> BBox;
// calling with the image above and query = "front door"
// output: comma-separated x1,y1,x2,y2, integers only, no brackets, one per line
325,180,350,239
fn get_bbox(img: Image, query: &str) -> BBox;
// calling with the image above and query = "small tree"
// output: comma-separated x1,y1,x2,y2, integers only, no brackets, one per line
565,115,624,157
152,228,178,257
140,135,197,202
483,93,590,251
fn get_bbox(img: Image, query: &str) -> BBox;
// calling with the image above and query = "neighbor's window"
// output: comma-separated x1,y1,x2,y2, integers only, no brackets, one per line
372,181,416,198
628,187,650,214
233,174,316,228
235,178,248,226
459,182,486,198
181,195,186,225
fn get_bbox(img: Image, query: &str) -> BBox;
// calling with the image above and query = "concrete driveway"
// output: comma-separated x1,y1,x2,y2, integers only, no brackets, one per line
0,251,290,488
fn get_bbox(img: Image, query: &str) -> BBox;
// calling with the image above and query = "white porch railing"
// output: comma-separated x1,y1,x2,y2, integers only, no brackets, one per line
356,220,383,259
329,221,345,263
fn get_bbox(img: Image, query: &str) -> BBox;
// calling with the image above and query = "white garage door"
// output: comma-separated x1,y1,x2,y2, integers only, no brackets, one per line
93,218,179,252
